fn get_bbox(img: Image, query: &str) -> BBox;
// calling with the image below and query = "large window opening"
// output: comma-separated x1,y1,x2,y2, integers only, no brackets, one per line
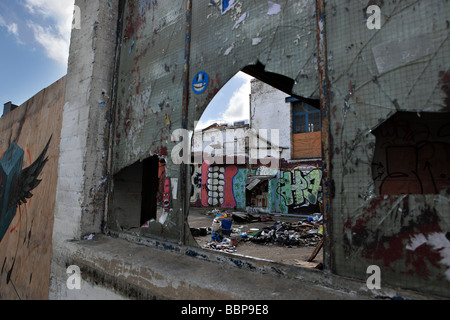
371,112,450,195
188,70,324,269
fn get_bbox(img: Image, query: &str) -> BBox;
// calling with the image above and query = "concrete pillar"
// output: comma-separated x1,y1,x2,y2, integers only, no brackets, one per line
52,0,119,246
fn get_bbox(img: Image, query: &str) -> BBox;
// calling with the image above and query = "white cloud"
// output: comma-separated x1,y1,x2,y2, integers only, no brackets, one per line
0,14,21,43
220,72,253,123
27,22,71,66
7,22,19,36
24,0,75,66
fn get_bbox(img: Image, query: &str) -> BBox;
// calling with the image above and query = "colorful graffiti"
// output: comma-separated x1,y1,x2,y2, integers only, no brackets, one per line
191,162,323,214
232,168,247,210
190,164,202,204
0,138,51,242
200,164,237,208
277,168,323,208
163,179,170,210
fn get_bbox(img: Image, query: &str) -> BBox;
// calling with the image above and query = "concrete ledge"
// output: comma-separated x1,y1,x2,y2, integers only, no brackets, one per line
49,234,444,300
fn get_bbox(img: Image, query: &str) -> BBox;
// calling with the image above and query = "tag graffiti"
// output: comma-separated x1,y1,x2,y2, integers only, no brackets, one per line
278,168,322,207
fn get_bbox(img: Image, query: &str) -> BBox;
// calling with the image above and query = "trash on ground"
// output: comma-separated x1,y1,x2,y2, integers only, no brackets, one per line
190,209,324,253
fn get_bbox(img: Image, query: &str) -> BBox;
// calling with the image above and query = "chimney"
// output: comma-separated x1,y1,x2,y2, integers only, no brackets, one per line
2,101,19,117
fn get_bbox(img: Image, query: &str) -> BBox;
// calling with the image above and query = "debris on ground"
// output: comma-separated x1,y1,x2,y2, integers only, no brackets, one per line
249,220,323,247
190,209,323,253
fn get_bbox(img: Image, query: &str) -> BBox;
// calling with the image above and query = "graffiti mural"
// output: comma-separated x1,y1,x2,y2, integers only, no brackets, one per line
199,164,238,208
232,168,247,210
190,164,202,204
190,161,323,214
277,166,322,213
0,137,51,242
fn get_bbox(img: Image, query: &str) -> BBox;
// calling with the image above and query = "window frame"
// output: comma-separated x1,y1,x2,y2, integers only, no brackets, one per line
291,101,321,134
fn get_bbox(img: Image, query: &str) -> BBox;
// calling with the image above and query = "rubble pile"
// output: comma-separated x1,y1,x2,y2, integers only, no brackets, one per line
250,221,323,247
190,209,323,253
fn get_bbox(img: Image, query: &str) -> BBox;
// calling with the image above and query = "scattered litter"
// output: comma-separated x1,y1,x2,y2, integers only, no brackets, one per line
191,209,323,253
250,220,323,247
83,233,95,240
252,38,263,46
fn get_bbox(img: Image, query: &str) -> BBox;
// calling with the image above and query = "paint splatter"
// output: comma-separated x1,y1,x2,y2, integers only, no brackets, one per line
267,1,281,15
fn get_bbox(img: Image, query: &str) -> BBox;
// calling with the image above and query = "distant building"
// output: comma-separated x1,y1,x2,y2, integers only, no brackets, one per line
190,79,323,215
2,102,19,117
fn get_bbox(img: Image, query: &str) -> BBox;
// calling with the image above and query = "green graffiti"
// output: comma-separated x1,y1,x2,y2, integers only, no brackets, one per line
232,169,247,209
278,169,322,207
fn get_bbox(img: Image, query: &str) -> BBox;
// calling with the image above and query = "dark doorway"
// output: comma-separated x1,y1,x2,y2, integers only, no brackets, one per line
140,155,160,225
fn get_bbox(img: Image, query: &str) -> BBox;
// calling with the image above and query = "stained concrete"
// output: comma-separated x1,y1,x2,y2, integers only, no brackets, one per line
49,234,444,300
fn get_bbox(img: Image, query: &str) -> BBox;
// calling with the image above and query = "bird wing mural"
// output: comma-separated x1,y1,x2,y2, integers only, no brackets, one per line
0,136,51,242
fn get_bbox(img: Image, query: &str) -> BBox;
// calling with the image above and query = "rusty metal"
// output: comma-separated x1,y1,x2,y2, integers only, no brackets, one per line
315,0,333,273
104,0,126,235
180,0,193,245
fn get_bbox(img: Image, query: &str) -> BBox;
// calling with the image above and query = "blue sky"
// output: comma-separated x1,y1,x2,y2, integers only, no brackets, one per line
196,71,253,130
0,0,74,115
0,0,251,128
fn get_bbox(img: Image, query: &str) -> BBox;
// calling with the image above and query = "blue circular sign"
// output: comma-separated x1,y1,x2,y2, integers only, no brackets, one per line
192,72,209,94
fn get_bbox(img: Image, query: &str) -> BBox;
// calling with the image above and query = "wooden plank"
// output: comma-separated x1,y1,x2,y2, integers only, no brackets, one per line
292,132,322,159
308,238,324,262
0,77,65,299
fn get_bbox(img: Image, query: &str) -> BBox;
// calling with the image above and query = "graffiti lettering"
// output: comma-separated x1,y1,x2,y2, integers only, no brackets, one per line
372,114,450,195
191,163,323,214
278,168,322,207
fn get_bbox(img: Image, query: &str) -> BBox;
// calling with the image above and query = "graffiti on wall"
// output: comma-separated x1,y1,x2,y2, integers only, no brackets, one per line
199,163,238,208
372,112,450,195
343,197,450,283
0,137,51,300
190,164,202,204
0,137,51,243
191,162,323,214
277,166,323,211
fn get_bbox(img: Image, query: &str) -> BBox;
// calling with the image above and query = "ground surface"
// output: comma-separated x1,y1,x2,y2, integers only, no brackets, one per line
188,207,323,268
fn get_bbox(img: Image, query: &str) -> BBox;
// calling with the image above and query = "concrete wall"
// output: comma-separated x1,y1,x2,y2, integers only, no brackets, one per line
324,0,450,297
48,0,450,300
0,76,65,300
50,0,121,298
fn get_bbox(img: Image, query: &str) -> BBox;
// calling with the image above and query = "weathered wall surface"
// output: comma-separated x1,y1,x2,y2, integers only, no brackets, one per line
50,0,120,299
0,76,64,299
49,0,450,300
324,0,450,297
110,0,318,243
